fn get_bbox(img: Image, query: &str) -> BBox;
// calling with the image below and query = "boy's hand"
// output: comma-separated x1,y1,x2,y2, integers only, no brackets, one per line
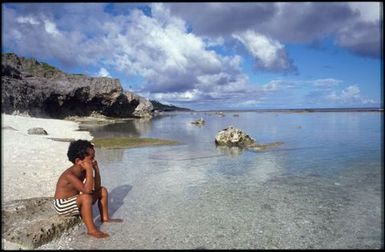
92,160,99,171
82,160,94,172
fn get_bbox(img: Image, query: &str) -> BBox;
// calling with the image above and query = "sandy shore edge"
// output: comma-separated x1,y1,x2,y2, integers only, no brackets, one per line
1,113,93,203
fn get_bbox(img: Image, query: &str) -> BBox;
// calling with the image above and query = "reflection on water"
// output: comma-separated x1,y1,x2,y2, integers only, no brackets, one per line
81,118,153,138
41,111,383,249
149,148,224,161
94,148,126,163
215,145,245,157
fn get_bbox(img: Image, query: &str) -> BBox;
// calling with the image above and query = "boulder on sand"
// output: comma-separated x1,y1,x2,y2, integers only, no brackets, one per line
27,127,48,135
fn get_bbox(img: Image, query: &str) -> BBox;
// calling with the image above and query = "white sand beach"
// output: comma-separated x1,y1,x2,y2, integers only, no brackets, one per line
1,114,93,202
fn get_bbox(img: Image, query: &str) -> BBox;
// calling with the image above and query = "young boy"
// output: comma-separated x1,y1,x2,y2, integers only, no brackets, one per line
54,139,122,238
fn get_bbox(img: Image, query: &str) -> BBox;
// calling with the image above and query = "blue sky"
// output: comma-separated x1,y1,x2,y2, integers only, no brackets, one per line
2,3,383,110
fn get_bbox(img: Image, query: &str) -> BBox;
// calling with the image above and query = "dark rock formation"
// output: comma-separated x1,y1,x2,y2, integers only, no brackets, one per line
2,197,81,249
1,53,153,118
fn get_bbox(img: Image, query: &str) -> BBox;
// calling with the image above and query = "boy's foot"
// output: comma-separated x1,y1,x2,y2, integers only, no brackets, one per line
101,218,123,223
87,230,110,238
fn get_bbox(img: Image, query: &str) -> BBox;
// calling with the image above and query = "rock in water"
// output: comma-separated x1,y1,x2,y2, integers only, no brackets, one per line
191,117,205,126
214,126,284,151
214,126,256,147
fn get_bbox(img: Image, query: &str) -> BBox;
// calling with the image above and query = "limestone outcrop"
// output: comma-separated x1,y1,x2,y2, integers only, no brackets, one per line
191,117,205,126
1,53,153,118
2,197,81,249
215,126,256,147
215,126,284,151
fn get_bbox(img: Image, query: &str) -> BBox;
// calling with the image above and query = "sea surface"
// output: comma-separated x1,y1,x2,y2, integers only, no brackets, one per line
40,111,383,249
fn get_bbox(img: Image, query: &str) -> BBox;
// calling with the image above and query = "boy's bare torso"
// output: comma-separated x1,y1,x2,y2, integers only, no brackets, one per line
54,167,86,199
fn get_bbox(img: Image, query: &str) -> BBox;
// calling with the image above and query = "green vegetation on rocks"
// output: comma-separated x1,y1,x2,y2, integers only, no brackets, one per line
92,137,178,149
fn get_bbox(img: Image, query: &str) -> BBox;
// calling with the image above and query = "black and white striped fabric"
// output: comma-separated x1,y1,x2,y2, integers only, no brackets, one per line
53,195,80,216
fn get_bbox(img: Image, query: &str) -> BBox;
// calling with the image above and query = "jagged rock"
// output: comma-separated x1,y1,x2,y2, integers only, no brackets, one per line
1,53,153,118
27,127,48,135
215,112,225,117
2,197,81,249
215,126,284,151
130,93,154,118
11,110,31,117
215,126,256,147
191,117,205,126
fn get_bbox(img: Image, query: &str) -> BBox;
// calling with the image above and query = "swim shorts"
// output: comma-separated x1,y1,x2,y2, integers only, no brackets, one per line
53,195,80,216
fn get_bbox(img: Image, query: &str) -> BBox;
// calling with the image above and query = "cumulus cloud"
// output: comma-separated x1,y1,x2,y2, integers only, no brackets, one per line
167,2,382,58
4,3,259,107
16,16,40,25
2,3,380,109
325,85,374,104
306,84,377,106
313,79,342,89
97,67,111,77
232,30,297,72
110,5,245,96
166,3,278,37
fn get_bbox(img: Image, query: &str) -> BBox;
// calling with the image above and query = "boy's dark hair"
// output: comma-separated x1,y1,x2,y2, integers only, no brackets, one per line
67,140,94,164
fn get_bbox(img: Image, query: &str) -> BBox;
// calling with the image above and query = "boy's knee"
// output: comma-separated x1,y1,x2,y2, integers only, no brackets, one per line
78,194,93,205
101,187,108,197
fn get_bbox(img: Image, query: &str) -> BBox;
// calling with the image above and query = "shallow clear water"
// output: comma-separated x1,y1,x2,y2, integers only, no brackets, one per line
40,111,383,249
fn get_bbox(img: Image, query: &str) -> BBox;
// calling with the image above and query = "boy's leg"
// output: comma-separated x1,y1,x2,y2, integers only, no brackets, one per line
77,194,109,238
93,186,123,223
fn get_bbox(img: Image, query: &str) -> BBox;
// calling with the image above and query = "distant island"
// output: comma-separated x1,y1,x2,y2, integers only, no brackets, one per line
150,100,192,112
200,107,383,113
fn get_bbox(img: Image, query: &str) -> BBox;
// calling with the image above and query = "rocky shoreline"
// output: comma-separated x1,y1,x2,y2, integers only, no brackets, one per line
2,53,153,119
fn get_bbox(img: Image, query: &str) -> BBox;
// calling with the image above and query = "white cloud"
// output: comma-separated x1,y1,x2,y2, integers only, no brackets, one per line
339,85,360,102
97,3,249,100
3,3,379,109
97,67,111,77
205,36,225,48
149,89,205,102
232,30,296,72
167,2,381,58
43,19,61,37
348,2,381,23
313,78,342,88
325,85,376,105
16,16,40,25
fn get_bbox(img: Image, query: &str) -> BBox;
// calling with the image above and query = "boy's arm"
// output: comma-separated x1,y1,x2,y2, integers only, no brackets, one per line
66,164,94,194
93,160,101,192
